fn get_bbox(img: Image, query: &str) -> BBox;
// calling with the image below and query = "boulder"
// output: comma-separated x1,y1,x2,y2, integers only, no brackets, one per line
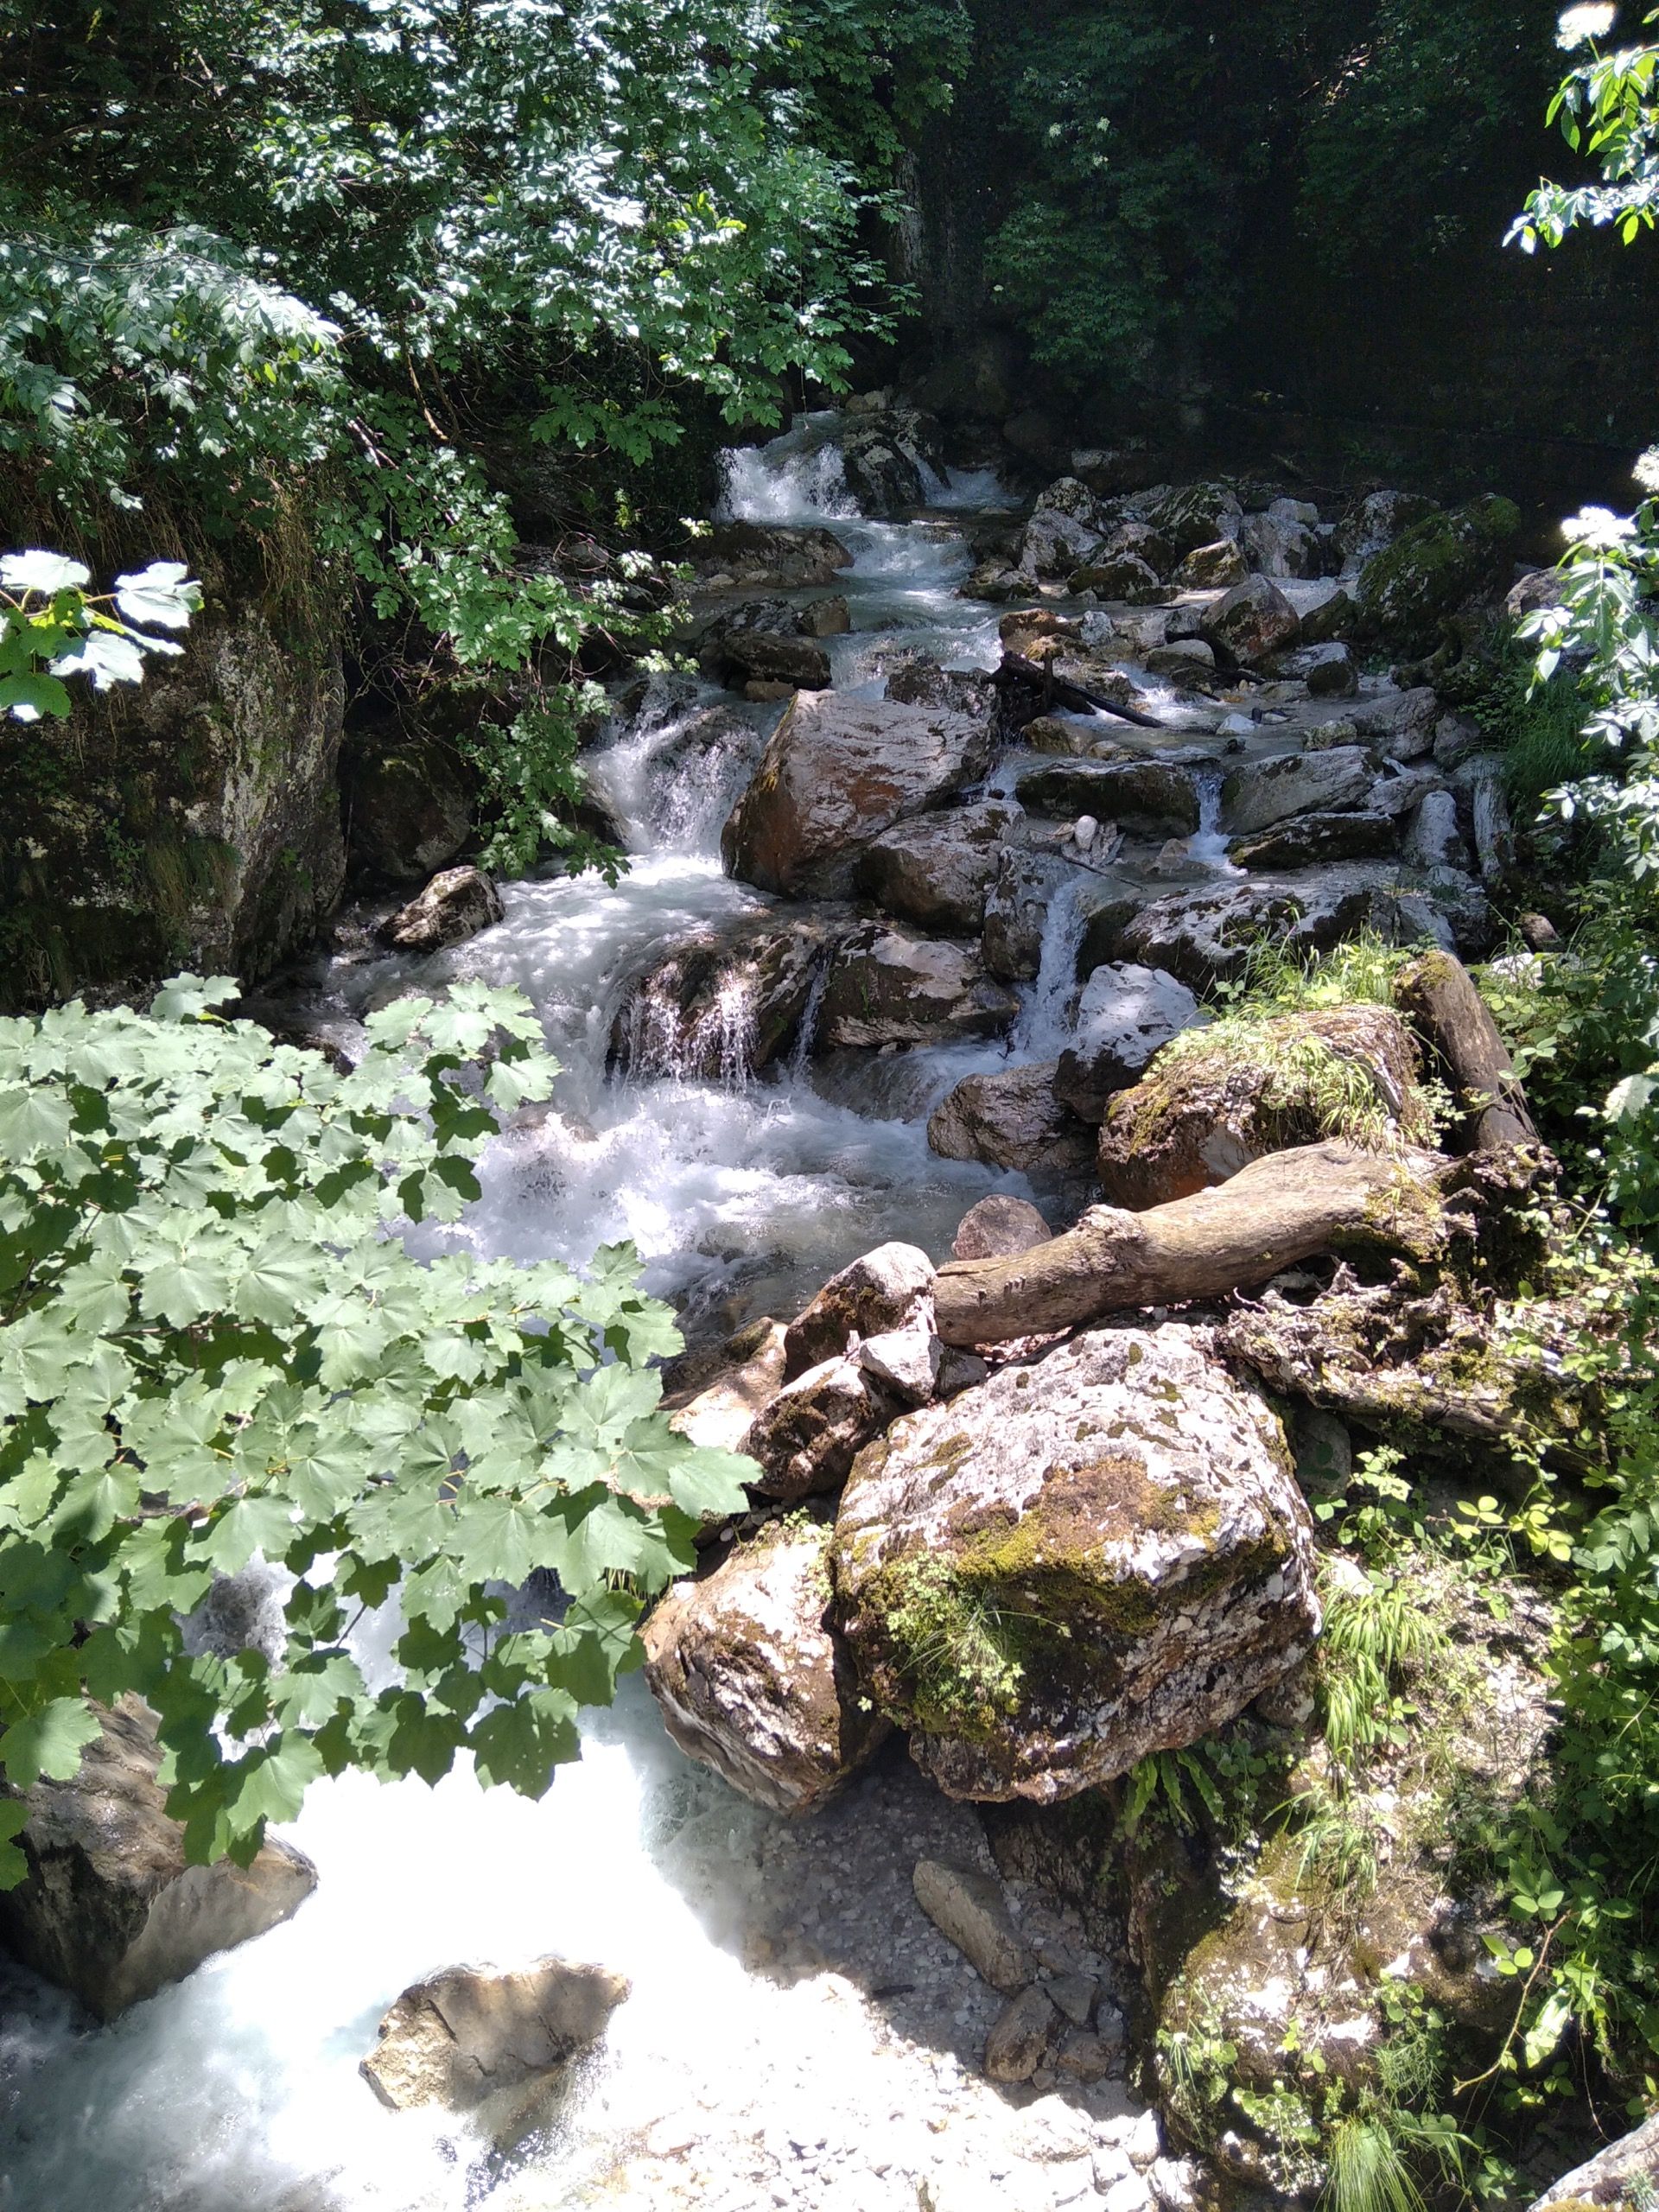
376,865,503,954
704,619,832,694
1356,494,1522,652
1199,577,1300,666
858,1324,944,1407
912,1859,1036,1993
1054,964,1205,1122
1350,685,1440,762
1113,866,1412,990
818,924,1020,1049
361,1957,628,2112
1095,1003,1432,1210
927,1063,1096,1179
343,729,471,887
1144,640,1217,678
1219,747,1376,836
963,560,1020,602
609,910,851,1078
785,1241,937,1376
743,1355,899,1504
666,1319,789,1455
856,804,1017,936
1297,588,1358,646
1019,508,1105,581
880,652,999,720
1534,2113,1659,2212
982,851,1058,982
840,414,933,516
1016,761,1198,839
830,1327,1320,1802
1242,507,1318,580
696,522,852,590
1147,484,1245,557
642,1523,889,1816
1173,540,1248,591
1403,789,1471,872
953,1195,1054,1262
721,691,994,897
985,1986,1060,2082
1338,489,1439,571
1229,810,1399,871
1272,642,1357,697
1069,551,1163,600
0,1700,317,2020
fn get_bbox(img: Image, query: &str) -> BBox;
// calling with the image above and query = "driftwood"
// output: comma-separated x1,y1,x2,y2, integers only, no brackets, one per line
993,650,1166,730
1394,950,1538,1154
932,1140,1456,1348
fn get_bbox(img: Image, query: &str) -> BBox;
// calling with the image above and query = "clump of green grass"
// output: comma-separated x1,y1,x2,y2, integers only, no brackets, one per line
877,1554,1027,1737
1324,2115,1426,2212
1151,1009,1426,1150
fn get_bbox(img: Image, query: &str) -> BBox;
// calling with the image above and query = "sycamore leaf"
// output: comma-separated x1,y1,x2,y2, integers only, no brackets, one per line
0,1696,101,1789
0,1802,29,1886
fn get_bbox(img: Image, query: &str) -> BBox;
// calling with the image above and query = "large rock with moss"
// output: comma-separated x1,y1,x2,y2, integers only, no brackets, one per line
1096,1005,1433,1210
1355,494,1521,652
721,692,995,898
830,1327,1320,1803
1,545,344,1009
1110,867,1433,991
1534,2113,1659,2212
642,1523,889,1816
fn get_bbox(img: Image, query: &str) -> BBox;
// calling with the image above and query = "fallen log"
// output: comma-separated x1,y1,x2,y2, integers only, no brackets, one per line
932,1139,1456,1347
992,650,1166,730
1393,950,1538,1154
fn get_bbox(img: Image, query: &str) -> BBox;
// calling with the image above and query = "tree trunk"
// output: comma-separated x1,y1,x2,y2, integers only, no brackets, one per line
992,652,1166,729
1394,950,1538,1154
932,1140,1455,1347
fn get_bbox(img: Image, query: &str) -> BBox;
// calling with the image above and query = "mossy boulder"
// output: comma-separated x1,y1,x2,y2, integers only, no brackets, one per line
830,1326,1320,1803
1356,495,1521,653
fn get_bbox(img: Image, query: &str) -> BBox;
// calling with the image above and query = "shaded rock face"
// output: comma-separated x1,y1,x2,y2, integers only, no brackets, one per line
0,1700,317,2020
342,729,471,887
1228,810,1398,872
1016,761,1198,840
926,1063,1096,1180
642,1524,890,1817
1096,1003,1430,1210
1338,489,1438,570
1199,576,1299,665
1356,493,1521,652
785,1242,936,1378
721,692,994,898
1219,747,1375,836
1054,965,1205,1123
696,522,853,590
699,604,833,693
912,1859,1036,1994
818,924,1020,1050
377,865,503,953
3,552,346,1008
952,1195,1053,1262
360,1957,629,2112
856,804,1017,936
609,910,849,1080
665,1319,789,1456
830,1327,1321,1804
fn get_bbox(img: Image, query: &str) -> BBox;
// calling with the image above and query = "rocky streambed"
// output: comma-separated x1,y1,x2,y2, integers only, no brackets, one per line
0,406,1599,2209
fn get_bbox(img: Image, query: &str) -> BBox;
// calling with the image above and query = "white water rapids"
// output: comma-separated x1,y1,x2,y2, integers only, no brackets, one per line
0,421,1166,2212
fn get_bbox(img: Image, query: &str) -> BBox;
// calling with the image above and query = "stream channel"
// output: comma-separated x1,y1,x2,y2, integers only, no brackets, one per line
0,416,1301,2212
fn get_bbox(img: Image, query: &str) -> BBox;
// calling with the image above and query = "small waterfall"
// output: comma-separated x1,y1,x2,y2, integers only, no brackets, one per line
1013,878,1090,1061
686,966,760,1090
715,411,859,524
589,696,766,860
615,957,760,1091
787,954,833,1076
1188,766,1243,874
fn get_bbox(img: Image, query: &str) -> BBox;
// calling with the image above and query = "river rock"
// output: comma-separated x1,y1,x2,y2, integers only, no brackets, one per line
953,1195,1053,1261
702,613,832,694
1173,539,1248,590
1016,761,1198,838
985,1986,1060,2082
0,1699,317,2020
721,692,993,897
818,924,1020,1049
1109,864,1406,993
696,522,853,590
912,1859,1038,1993
361,1956,629,2112
785,1241,936,1376
609,909,851,1078
927,1063,1096,1179
858,1323,944,1407
982,851,1058,982
1534,2112,1659,2211
1273,642,1357,697
1403,788,1471,871
1355,493,1521,652
1144,640,1217,679
1349,684,1440,761
1019,508,1105,581
1338,489,1439,570
856,804,1017,935
840,416,930,516
1219,747,1375,836
1242,506,1318,581
1147,483,1245,556
376,864,503,953
831,1327,1320,1802
642,1523,889,1816
1199,576,1300,665
743,1355,900,1503
1070,550,1162,600
1228,810,1399,871
880,652,1000,720
666,1319,790,1456
1054,964,1205,1122
1095,1003,1429,1209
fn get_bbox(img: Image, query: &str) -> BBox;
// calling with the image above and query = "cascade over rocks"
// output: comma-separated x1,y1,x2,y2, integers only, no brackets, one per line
830,1326,1321,1803
695,522,853,590
608,909,852,1079
721,691,994,897
642,1522,889,1817
361,1957,629,2112
0,1699,317,2020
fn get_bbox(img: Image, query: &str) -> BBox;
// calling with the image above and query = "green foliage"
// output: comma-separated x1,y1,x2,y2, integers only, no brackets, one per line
875,1553,1026,1736
1465,634,1591,812
0,550,200,723
0,977,752,1876
1324,2114,1424,2212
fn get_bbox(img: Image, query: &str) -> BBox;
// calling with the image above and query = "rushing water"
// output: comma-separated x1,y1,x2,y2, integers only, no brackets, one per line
1,419,1170,2211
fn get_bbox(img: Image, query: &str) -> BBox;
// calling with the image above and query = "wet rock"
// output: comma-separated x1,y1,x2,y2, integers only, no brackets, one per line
1533,2111,1659,2211
642,1523,889,1816
1113,868,1404,989
1338,489,1439,570
342,729,471,885
1144,640,1217,678
744,1355,900,1503
376,864,503,953
953,1195,1054,1262
840,411,938,515
696,522,853,590
1273,641,1357,697
1219,746,1375,836
1173,539,1248,590
721,691,994,897
609,910,851,1078
0,1700,317,2020
856,804,1017,936
963,559,1021,602
1096,1003,1429,1210
831,1327,1321,1802
1019,508,1105,581
1147,483,1245,557
912,1859,1037,1993
700,605,833,692
1356,494,1522,652
819,924,1020,1050
1016,761,1198,839
1199,576,1300,665
880,652,1000,720
983,852,1060,982
1054,964,1205,1122
1228,809,1399,871
360,1957,628,2111
666,1319,790,1456
1070,550,1163,600
986,1986,1059,2082
927,1063,1096,1180
785,1241,937,1377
